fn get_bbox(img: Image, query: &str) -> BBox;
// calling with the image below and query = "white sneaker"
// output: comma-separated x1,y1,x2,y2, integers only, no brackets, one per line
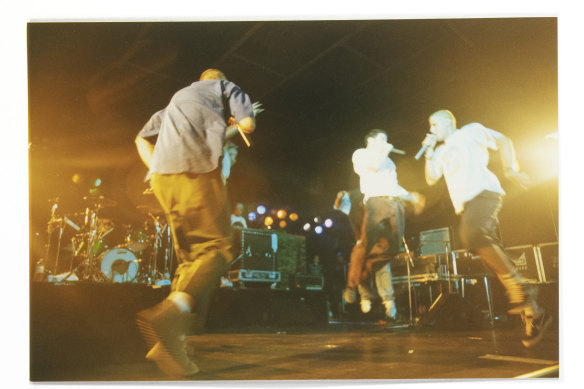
360,299,372,313
384,300,397,320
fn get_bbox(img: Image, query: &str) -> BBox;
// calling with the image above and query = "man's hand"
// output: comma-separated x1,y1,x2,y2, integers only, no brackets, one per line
422,133,437,158
505,169,531,190
252,101,264,117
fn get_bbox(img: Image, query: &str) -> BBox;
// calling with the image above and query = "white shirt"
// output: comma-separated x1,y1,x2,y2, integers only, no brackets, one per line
431,123,505,214
352,148,409,201
231,214,247,228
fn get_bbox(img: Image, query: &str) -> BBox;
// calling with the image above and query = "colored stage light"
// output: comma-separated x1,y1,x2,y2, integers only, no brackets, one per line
257,205,267,215
279,220,287,228
303,223,311,231
264,216,274,226
277,209,287,219
314,226,323,234
72,173,81,184
248,212,257,221
324,218,333,228
94,178,102,187
289,212,299,221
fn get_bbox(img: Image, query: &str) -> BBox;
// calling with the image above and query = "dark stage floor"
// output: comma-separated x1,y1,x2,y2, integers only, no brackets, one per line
29,282,559,382
31,321,559,382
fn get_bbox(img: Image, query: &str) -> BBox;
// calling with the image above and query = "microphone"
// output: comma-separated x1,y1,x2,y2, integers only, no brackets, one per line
414,144,429,160
414,134,436,160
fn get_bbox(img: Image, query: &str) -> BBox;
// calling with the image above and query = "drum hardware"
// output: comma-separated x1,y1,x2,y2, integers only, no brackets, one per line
40,198,82,278
61,198,117,282
141,212,173,285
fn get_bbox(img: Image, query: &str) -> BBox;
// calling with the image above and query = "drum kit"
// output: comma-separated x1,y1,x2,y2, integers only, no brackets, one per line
42,195,174,285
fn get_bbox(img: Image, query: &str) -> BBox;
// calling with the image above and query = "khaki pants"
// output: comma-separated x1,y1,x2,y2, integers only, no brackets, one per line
150,170,232,332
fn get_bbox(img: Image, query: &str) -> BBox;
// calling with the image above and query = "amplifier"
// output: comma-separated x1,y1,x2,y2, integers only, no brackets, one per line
228,269,281,284
419,227,452,256
232,228,278,271
536,242,558,283
293,273,324,290
505,245,544,283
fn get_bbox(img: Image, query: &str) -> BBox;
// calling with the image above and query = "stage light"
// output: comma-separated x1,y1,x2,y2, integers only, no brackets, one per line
324,218,333,228
257,205,267,215
94,178,102,187
72,173,81,184
314,226,323,234
264,216,274,227
277,209,287,219
279,220,287,228
314,217,321,223
289,212,299,222
248,212,257,221
303,223,311,231
89,187,100,195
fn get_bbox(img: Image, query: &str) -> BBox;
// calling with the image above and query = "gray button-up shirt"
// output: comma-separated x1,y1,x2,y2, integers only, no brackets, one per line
138,79,253,177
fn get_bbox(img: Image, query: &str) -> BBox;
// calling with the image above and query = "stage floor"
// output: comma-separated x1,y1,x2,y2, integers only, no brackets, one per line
31,320,559,382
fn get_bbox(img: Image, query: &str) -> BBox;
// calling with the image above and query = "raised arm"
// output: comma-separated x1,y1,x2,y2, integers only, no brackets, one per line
422,134,442,185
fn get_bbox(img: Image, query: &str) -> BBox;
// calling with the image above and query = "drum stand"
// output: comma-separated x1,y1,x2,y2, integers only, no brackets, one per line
63,205,108,282
143,213,173,285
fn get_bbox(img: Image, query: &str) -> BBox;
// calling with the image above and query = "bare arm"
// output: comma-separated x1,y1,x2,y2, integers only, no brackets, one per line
422,134,442,185
135,136,155,169
496,135,530,189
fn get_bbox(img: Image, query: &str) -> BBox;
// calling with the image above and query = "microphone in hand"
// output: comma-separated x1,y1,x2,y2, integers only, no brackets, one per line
415,134,437,160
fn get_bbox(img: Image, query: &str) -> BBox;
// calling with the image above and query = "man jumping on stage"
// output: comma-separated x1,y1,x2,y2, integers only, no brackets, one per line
421,109,551,347
343,129,424,320
134,69,260,376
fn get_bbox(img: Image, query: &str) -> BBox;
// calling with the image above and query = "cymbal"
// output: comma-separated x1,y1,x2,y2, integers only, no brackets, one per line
136,205,165,216
83,195,118,207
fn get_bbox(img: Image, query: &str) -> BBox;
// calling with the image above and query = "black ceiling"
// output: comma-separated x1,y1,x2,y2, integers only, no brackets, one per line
28,18,558,238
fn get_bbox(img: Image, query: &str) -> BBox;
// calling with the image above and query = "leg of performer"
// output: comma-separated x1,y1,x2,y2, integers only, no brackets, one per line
460,191,551,347
136,170,232,376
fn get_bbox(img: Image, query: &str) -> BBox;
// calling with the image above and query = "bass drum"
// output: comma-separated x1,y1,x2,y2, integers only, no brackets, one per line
99,247,139,283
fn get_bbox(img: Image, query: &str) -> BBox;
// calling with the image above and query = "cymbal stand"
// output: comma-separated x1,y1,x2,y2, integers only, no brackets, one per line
64,205,107,282
145,212,168,284
402,237,416,327
39,199,62,279
162,224,174,280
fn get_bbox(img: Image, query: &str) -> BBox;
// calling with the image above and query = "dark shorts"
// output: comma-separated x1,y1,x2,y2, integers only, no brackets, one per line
459,190,504,250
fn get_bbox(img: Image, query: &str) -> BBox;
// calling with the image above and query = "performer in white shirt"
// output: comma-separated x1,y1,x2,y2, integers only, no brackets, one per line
343,129,424,320
421,109,551,347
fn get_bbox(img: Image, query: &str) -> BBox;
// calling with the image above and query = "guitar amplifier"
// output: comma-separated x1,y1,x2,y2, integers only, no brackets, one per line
232,227,278,271
536,242,558,283
505,245,544,283
228,269,281,284
419,227,452,256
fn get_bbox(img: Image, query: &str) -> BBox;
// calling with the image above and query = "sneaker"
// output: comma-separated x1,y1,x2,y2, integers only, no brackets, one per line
521,310,552,348
146,340,199,377
344,287,357,304
360,299,372,313
136,300,199,377
384,300,397,320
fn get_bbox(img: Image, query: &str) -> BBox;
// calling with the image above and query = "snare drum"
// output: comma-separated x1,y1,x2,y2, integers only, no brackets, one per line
99,247,139,283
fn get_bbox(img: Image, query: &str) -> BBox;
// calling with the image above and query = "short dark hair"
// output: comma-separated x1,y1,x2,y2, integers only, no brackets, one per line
364,129,387,145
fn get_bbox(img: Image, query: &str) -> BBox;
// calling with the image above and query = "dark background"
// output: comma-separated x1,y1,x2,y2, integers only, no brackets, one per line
28,18,558,262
